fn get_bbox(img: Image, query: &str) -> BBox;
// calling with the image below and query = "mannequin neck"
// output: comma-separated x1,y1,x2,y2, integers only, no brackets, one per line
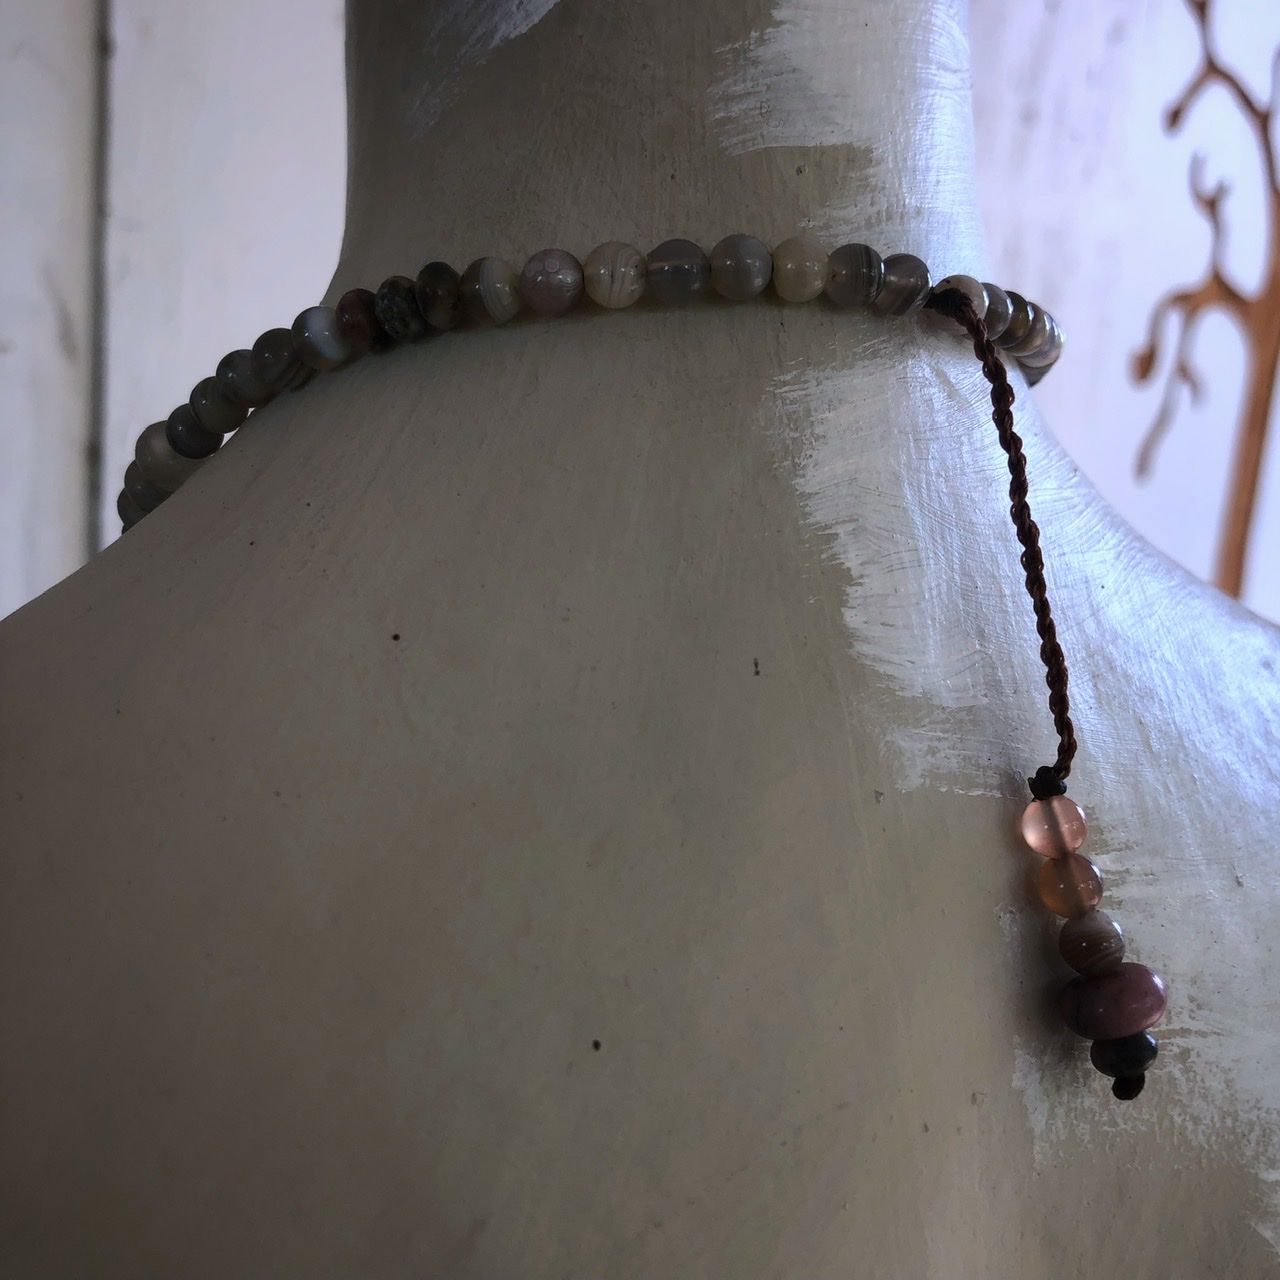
328,0,984,295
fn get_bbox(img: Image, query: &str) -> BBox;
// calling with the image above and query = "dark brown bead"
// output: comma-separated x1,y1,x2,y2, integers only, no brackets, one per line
336,287,392,354
374,275,428,342
414,261,463,330
1090,1031,1158,1078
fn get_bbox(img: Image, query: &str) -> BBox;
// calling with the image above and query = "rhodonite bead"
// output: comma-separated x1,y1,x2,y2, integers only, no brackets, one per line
932,274,987,316
982,284,1012,340
190,376,247,435
336,287,392,354
1037,851,1103,918
460,257,522,324
1090,1030,1159,1078
868,253,931,316
134,420,204,493
1059,962,1168,1039
771,235,829,302
825,243,883,308
165,403,221,459
215,348,272,408
996,291,1034,350
519,248,584,316
123,459,165,513
413,262,462,331
1059,909,1125,975
374,275,428,341
583,241,645,309
1020,794,1087,857
293,305,354,371
709,233,772,301
646,239,709,305
251,327,307,394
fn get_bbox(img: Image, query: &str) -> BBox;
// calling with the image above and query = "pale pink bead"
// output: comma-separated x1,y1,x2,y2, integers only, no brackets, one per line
1020,795,1087,858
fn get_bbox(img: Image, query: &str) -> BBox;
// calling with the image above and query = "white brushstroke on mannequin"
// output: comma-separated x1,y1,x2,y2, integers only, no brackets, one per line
409,0,561,134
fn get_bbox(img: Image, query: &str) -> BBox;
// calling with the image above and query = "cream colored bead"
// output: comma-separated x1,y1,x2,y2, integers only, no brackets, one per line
583,241,646,309
771,236,829,302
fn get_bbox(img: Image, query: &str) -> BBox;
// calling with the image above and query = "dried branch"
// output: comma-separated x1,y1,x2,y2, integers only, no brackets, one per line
1165,0,1278,193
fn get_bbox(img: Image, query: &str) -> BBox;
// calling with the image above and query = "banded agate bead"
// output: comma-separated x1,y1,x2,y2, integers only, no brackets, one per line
190,376,247,435
932,274,987,316
336,287,392,354
519,248,584,316
646,239,709,305
1059,963,1168,1040
215,348,272,408
165,404,221,460
869,253,931,316
982,284,1013,340
413,262,462,331
771,235,829,302
1037,852,1103,918
134,420,205,493
825,243,883,308
709,234,772,301
460,257,522,325
293,305,354,371
583,241,645,309
1058,909,1125,976
1020,795,1087,857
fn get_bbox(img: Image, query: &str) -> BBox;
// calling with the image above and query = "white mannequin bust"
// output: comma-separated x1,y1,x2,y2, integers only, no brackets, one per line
3,1,1280,1274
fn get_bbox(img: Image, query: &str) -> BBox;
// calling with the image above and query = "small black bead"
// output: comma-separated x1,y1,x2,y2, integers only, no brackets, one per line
1090,1031,1159,1078
166,403,222,459
1112,1074,1146,1101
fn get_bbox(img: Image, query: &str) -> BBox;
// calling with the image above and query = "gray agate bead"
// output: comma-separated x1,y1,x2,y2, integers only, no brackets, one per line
997,291,1034,350
414,262,462,331
982,284,1013,340
709,233,772,301
190,376,247,435
583,241,645,309
772,235,829,302
293,305,354,371
460,257,522,325
123,459,165,513
646,239,709,305
251,327,309,394
1007,303,1051,358
519,248,584,316
1021,312,1065,367
825,243,883,308
166,403,221,459
374,275,428,342
869,254,931,316
134,419,205,494
117,487,144,531
215,348,272,408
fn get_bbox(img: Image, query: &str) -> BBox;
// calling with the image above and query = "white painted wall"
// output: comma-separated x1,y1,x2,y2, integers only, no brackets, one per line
0,0,97,618
2,0,1278,624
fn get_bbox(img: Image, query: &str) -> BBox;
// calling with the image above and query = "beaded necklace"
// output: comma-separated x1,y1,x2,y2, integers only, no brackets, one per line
115,233,1168,1100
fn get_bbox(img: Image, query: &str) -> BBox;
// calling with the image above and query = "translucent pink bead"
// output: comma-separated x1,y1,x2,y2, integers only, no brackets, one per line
1037,852,1103,918
1020,795,1087,857
1059,962,1168,1039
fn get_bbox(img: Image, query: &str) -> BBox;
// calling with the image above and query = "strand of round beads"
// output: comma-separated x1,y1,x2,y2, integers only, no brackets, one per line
1021,785,1168,1099
113,231,1161,1101
115,234,1064,531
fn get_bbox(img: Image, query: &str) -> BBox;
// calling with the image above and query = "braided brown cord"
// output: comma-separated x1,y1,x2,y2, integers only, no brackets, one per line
924,289,1078,796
